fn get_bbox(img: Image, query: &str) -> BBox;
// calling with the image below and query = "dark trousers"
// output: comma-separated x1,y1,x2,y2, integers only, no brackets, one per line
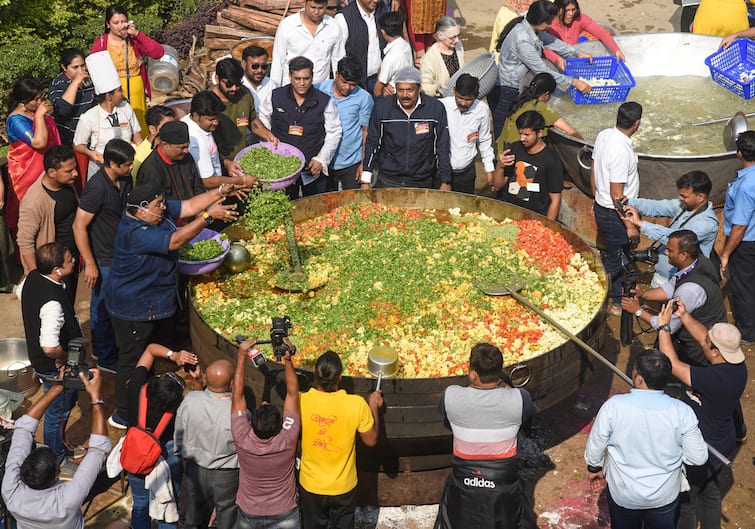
375,173,435,189
727,240,755,341
287,170,328,199
111,315,176,419
677,462,733,529
182,461,239,529
327,163,361,191
491,85,519,140
594,203,630,304
89,264,117,367
607,489,678,529
451,162,477,195
299,486,357,529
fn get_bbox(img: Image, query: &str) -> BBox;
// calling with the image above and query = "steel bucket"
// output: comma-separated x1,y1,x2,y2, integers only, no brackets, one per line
0,339,40,397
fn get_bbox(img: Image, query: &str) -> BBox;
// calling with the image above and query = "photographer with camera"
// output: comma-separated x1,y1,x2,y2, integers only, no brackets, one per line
618,170,719,288
299,350,383,529
1,368,111,529
232,337,301,529
620,230,727,366
20,241,83,461
174,358,239,529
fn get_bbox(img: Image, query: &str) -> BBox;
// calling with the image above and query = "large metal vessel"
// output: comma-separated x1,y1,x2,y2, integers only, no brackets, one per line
189,189,608,504
551,33,745,207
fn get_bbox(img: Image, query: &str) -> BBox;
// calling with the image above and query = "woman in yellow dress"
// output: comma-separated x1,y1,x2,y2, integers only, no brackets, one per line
90,5,165,132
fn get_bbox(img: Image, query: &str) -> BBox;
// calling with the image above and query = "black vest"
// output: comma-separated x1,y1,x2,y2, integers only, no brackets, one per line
342,0,387,88
21,270,82,373
270,86,331,163
674,256,727,364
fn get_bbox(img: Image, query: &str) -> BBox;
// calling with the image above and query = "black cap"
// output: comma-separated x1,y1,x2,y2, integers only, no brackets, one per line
127,183,163,211
158,120,189,144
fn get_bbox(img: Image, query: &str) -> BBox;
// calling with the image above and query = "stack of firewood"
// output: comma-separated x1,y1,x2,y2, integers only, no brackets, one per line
205,0,338,59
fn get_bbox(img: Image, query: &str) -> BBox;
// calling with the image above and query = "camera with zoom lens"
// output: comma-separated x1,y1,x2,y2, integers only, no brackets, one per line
270,316,295,360
63,337,93,391
627,247,659,265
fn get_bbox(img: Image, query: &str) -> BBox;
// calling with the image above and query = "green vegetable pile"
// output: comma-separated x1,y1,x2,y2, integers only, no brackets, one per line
179,238,224,261
239,188,292,237
237,146,302,180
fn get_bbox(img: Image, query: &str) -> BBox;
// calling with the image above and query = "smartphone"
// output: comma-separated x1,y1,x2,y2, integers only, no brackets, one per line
613,197,626,217
671,299,679,313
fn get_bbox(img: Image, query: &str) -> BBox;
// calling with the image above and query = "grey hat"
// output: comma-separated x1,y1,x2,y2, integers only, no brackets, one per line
394,66,422,85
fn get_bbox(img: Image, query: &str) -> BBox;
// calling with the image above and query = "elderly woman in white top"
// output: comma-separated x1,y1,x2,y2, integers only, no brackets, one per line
420,16,466,97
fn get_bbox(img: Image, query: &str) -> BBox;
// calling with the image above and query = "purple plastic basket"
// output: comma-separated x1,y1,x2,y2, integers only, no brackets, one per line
177,228,231,276
704,39,755,100
234,142,306,190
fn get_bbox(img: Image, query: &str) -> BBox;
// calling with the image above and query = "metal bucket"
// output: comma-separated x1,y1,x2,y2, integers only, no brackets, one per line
189,189,608,502
0,339,39,397
551,33,743,207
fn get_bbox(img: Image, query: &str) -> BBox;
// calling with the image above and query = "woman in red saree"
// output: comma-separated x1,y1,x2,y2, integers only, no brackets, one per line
5,76,61,231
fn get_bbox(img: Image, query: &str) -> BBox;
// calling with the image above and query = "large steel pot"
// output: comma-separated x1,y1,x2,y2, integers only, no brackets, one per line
551,33,743,207
189,189,608,503
0,339,39,397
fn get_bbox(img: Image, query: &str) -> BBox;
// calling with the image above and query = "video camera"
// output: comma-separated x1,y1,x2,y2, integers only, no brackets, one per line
626,246,660,265
237,315,296,367
63,337,93,391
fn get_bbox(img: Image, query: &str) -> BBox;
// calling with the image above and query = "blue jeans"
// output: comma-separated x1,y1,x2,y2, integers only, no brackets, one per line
90,264,117,367
491,85,520,140
38,371,78,461
594,203,630,304
607,489,678,529
127,441,183,529
237,507,301,529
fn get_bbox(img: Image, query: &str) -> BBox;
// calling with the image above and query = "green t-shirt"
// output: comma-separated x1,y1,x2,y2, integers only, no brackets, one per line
496,100,561,154
214,87,258,159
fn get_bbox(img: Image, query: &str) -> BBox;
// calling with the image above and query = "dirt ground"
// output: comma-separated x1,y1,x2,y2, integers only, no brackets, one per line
1,0,753,527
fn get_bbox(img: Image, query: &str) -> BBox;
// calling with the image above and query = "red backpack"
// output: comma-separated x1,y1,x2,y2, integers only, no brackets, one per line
120,385,173,475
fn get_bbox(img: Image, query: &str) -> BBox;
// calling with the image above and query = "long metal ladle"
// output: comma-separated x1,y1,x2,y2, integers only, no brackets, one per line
475,278,731,466
691,111,755,126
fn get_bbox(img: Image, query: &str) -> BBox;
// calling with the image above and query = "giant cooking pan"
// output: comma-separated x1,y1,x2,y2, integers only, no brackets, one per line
550,33,743,207
189,189,608,502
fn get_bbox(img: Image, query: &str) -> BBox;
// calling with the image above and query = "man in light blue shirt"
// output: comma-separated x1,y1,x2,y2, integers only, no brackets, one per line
317,56,374,191
721,130,755,343
621,170,718,288
585,349,707,528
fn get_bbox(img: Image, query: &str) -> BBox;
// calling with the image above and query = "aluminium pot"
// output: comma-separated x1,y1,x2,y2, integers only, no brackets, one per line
0,339,40,397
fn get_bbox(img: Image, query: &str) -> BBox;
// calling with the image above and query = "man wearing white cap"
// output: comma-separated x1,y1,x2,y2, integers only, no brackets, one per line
362,66,451,190
657,300,748,529
74,51,142,180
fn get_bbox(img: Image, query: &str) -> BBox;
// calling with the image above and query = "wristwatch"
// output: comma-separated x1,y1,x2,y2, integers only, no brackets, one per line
658,324,671,333
166,350,174,359
634,308,643,317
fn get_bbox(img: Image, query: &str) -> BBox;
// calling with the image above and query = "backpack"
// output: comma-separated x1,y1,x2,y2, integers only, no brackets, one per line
119,385,173,475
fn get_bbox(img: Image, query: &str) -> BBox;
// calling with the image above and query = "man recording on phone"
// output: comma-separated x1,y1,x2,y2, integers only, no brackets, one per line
617,170,718,288
620,230,727,366
231,338,301,529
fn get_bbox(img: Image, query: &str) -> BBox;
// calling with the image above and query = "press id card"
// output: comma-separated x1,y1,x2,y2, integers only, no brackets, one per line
288,125,304,136
414,122,430,135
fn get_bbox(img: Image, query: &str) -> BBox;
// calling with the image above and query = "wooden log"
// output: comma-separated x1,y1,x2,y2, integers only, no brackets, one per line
204,36,246,53
220,6,281,33
237,0,336,10
205,24,261,40
216,12,247,30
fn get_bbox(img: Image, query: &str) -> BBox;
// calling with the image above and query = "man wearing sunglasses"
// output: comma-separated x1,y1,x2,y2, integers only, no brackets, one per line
241,45,278,120
213,57,278,160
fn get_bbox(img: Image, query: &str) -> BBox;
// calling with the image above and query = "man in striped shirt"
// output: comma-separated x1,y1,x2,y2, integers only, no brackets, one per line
434,343,538,529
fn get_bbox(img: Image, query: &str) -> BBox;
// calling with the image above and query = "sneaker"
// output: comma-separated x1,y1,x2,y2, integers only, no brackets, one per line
97,362,117,374
108,412,128,430
610,304,622,317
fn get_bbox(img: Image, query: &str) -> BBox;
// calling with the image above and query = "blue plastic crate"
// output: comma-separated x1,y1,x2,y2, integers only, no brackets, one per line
564,56,636,105
704,39,755,100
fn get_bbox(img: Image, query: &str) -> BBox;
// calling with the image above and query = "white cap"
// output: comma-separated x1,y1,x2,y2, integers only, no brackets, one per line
86,51,122,95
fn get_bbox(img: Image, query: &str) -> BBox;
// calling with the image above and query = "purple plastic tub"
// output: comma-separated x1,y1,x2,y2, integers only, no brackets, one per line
233,142,306,190
177,229,231,276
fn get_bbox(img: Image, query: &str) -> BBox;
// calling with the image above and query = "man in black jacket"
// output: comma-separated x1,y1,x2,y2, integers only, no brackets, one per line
334,0,387,91
621,229,727,366
361,66,451,190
